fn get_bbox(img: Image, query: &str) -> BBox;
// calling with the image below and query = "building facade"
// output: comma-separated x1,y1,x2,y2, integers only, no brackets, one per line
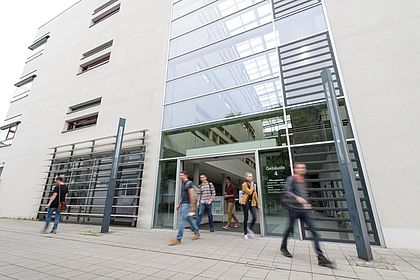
0,0,419,249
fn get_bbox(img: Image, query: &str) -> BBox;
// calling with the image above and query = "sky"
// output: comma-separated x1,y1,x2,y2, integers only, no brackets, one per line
0,1,80,122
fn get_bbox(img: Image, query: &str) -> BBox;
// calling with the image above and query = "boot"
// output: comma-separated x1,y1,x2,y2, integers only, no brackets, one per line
318,254,335,268
280,246,293,258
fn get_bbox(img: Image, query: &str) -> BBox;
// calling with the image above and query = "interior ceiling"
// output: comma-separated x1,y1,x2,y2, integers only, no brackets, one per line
183,155,256,185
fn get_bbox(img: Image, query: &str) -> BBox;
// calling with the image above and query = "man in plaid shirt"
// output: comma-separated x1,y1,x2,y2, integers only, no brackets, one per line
196,174,216,232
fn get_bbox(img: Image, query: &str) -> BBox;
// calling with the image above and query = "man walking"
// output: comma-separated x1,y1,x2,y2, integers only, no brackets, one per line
280,163,334,268
196,174,216,232
169,171,200,246
223,176,240,229
42,175,68,234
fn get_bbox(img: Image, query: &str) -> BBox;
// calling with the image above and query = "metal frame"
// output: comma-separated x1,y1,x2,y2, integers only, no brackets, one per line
37,129,147,227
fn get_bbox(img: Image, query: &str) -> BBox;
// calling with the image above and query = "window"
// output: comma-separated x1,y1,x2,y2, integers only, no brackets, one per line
66,114,98,131
13,74,36,99
79,53,110,74
68,97,102,114
82,40,113,59
0,122,19,146
5,124,18,140
93,0,118,15
28,33,50,50
91,3,120,26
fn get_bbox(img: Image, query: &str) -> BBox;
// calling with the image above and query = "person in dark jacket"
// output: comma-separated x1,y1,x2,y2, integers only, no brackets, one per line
280,163,334,268
42,175,68,234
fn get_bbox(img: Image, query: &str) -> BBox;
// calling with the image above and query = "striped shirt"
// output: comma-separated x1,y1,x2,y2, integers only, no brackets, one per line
198,182,216,203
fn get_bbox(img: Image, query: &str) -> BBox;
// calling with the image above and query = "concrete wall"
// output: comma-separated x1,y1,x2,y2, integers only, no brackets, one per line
324,0,420,249
0,0,171,229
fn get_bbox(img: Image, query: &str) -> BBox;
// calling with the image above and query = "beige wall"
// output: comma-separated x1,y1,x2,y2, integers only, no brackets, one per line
0,0,171,229
324,0,420,248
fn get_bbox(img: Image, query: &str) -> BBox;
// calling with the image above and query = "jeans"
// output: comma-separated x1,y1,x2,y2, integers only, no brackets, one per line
281,209,323,256
242,201,257,235
196,202,213,229
227,202,239,225
177,203,199,241
44,208,61,230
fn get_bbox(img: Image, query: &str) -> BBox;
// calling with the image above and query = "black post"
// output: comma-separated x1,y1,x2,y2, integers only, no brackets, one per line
101,118,126,233
321,69,373,261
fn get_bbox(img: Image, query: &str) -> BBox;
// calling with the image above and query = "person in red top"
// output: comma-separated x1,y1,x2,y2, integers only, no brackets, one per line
223,177,240,229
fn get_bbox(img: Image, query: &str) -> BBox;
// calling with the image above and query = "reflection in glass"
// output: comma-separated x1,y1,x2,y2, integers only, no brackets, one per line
167,23,275,79
164,78,283,129
166,50,279,103
172,0,215,20
259,150,296,236
162,110,288,158
275,5,327,45
286,100,353,145
154,160,177,228
170,2,272,57
171,0,264,37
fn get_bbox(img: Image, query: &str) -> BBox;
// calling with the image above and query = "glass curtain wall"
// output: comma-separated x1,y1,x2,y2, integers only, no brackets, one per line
157,0,380,245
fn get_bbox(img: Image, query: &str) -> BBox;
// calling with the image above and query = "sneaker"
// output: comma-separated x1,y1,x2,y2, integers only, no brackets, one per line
192,234,200,240
318,255,335,268
222,224,231,230
280,247,293,258
169,239,181,246
234,223,239,228
50,229,57,234
244,234,249,240
209,227,214,232
41,229,48,234
247,228,255,238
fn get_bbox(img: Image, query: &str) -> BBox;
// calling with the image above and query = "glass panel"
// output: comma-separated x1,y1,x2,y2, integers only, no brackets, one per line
172,0,215,20
172,0,265,37
260,150,298,236
286,99,353,145
164,78,283,129
154,160,177,228
166,50,279,103
275,5,327,45
167,23,275,79
162,110,287,158
170,2,272,57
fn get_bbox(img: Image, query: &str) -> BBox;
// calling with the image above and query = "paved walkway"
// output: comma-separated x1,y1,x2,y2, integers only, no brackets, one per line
0,219,419,280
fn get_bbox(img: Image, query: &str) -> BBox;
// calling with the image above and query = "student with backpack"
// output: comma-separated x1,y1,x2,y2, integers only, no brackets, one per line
196,174,216,232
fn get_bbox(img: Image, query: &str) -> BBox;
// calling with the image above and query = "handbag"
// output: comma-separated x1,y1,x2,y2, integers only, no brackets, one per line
57,185,67,211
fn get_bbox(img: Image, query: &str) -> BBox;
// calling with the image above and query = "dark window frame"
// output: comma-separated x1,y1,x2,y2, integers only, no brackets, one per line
90,3,120,27
93,0,118,15
65,113,99,132
68,97,102,114
28,33,50,50
79,53,111,74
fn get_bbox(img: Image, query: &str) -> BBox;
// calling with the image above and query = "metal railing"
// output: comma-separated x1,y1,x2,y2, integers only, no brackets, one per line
37,130,147,227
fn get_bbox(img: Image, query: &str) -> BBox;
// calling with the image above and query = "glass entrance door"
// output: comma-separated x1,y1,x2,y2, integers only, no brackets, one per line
259,149,293,236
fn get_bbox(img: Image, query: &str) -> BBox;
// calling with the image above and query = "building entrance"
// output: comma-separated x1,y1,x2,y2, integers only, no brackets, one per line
181,153,260,235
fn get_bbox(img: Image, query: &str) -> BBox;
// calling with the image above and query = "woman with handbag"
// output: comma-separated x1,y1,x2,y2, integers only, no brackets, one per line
241,172,259,240
42,175,68,234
